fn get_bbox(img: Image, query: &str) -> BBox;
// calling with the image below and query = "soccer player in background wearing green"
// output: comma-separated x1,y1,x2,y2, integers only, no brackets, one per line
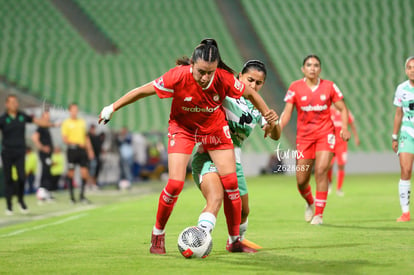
392,56,414,222
192,60,281,251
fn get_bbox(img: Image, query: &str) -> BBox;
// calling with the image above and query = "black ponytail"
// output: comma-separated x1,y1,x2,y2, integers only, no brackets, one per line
191,38,236,74
175,56,191,66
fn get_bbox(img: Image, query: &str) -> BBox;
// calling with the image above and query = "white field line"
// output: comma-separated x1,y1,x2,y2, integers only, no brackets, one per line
0,213,88,238
0,205,97,227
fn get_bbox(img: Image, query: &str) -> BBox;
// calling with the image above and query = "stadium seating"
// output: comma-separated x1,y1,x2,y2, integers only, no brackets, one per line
0,0,237,127
0,0,288,153
1,0,412,152
241,0,414,151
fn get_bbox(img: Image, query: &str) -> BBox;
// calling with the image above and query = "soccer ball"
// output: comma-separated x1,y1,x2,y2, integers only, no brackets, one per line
36,187,50,200
177,226,212,258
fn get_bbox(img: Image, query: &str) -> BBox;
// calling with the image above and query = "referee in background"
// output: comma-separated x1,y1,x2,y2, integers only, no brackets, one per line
0,94,53,215
61,103,94,204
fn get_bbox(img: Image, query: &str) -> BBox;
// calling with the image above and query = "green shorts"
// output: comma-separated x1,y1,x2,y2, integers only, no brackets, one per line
191,152,248,196
398,131,414,154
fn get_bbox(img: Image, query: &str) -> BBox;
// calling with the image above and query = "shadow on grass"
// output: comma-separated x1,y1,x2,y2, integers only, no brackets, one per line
210,252,375,274
145,243,385,274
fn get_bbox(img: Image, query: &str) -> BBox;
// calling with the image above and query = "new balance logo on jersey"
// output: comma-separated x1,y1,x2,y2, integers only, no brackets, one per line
300,104,328,111
184,97,192,102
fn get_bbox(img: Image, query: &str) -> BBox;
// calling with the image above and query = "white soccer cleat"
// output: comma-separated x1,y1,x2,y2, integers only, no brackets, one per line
310,214,323,225
305,203,315,222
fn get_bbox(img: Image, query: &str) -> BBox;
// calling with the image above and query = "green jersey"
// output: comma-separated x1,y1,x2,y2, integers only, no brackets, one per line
223,96,265,147
394,80,414,137
191,96,265,194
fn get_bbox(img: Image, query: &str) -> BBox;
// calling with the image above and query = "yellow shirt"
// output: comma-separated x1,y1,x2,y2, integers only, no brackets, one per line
11,151,38,180
61,118,87,146
51,152,65,176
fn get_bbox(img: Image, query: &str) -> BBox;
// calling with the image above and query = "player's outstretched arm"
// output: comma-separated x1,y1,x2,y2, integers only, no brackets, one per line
279,103,294,130
242,85,278,125
99,82,156,124
32,117,54,128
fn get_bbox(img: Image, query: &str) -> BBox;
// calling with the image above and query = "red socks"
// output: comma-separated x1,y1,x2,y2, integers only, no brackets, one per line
220,173,241,237
314,191,328,217
298,184,314,206
327,168,333,183
155,179,184,230
337,170,345,190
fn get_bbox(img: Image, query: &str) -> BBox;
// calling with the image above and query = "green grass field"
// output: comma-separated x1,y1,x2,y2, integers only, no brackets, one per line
0,174,413,274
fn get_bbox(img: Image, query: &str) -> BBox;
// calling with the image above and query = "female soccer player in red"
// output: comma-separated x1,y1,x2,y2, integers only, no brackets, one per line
99,39,278,253
280,55,350,225
327,105,360,196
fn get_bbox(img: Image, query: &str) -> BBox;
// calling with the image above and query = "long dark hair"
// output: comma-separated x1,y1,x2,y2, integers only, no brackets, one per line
190,38,236,74
241,60,267,80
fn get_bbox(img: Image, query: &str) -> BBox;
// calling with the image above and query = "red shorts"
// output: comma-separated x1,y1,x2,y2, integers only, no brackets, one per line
332,138,348,165
296,133,335,159
167,123,234,154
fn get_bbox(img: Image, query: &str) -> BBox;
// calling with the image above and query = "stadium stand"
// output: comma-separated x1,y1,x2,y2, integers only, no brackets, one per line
0,0,287,153
1,0,412,153
241,0,414,152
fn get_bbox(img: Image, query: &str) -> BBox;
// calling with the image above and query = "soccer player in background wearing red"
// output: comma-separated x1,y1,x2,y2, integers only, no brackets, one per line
327,105,360,196
99,39,278,253
280,55,351,225
392,56,414,222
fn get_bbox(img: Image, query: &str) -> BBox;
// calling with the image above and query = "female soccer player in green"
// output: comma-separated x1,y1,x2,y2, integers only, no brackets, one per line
191,60,281,251
392,56,414,222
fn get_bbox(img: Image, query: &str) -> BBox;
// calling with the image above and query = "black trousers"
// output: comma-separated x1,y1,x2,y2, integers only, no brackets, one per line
39,152,53,191
1,149,26,210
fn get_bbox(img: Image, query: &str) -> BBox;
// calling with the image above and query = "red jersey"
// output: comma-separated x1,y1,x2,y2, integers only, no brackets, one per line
330,105,354,139
330,105,354,129
284,78,343,139
153,65,245,135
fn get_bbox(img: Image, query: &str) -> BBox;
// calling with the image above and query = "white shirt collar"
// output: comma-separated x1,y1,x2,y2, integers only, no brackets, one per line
303,77,320,92
190,66,215,90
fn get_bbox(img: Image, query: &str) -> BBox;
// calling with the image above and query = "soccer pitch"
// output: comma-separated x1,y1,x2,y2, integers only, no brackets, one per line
0,174,412,274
